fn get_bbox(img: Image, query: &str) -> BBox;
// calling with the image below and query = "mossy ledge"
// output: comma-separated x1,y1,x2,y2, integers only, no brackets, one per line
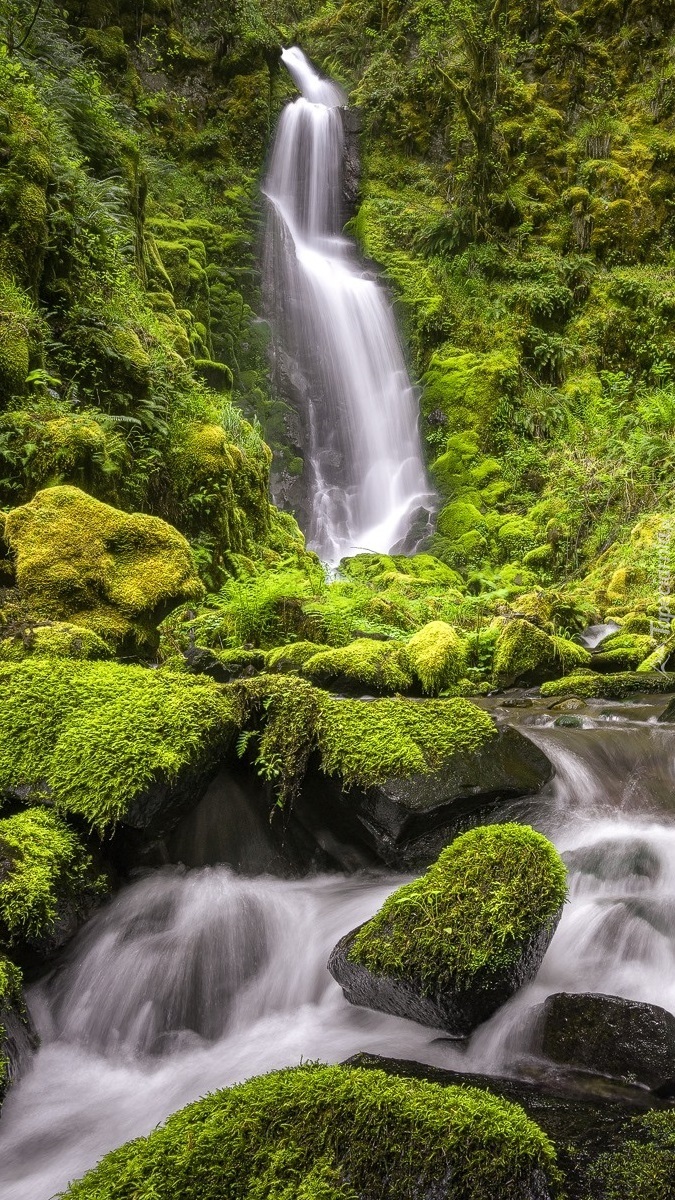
540,671,675,699
349,824,567,992
57,1063,561,1200
0,659,237,835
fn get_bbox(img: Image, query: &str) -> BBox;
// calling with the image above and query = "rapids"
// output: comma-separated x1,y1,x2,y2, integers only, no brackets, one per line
263,47,434,561
1,702,675,1199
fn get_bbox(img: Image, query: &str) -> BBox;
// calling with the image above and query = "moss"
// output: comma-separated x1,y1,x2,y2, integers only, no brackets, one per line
587,1110,675,1200
636,632,675,673
591,632,656,671
231,675,498,802
0,622,112,661
0,954,24,1093
0,659,237,833
58,1062,561,1200
437,499,485,541
540,670,675,698
303,639,413,693
350,824,567,991
5,486,204,651
0,808,104,947
266,641,330,671
493,618,591,686
405,621,468,694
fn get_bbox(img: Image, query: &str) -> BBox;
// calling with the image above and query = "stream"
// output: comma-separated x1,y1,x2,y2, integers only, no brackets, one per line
1,698,674,1198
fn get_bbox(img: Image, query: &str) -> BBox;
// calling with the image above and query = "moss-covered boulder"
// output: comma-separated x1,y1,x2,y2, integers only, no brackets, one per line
0,621,112,662
493,619,591,688
233,677,554,868
328,825,567,1035
4,486,204,651
540,671,675,699
534,992,675,1091
58,1063,561,1200
0,808,105,960
302,638,413,694
586,1110,675,1200
0,956,38,1110
0,659,238,835
405,620,468,694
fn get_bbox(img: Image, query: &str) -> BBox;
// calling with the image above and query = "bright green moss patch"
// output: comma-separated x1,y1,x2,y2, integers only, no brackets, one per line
0,808,104,946
540,671,675,699
58,1063,561,1200
265,641,329,671
303,639,413,693
5,486,204,651
0,622,112,662
405,621,468,694
587,1110,675,1200
350,825,567,991
493,619,591,687
0,659,237,833
231,675,497,803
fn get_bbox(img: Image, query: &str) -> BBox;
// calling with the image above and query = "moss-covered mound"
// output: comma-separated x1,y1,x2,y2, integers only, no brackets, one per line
58,1063,561,1200
4,486,204,651
405,620,468,694
349,824,566,992
492,619,591,688
587,1110,675,1200
540,671,675,699
232,674,498,802
0,621,112,662
303,638,413,693
0,659,237,833
0,808,104,956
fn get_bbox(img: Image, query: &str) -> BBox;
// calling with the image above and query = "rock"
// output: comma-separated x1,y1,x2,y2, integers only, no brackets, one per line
548,697,586,711
0,957,39,1110
328,825,566,1035
563,838,661,884
500,696,535,708
534,992,675,1089
554,715,583,728
3,485,204,653
541,670,675,699
658,695,675,722
344,1053,664,1200
493,619,591,688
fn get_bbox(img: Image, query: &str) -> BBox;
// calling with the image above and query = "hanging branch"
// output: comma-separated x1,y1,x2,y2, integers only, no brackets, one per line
5,0,45,53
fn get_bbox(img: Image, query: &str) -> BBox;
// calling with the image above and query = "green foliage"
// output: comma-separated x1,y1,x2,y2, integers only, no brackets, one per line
587,1110,675,1200
0,952,23,1092
0,807,103,945
58,1063,561,1200
350,824,567,991
0,658,237,833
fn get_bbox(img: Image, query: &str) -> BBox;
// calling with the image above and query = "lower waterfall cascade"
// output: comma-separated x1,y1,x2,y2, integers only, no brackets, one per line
263,47,435,562
2,702,675,1199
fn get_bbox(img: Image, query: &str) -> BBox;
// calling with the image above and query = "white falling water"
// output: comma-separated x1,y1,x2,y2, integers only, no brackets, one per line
263,47,434,562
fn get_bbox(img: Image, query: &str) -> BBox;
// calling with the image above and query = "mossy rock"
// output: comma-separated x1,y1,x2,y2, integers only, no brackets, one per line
182,644,265,683
636,632,675,673
493,619,591,687
302,638,413,694
0,659,238,835
0,808,106,960
540,671,675,699
591,631,656,671
0,621,112,662
265,641,330,672
405,620,468,694
0,955,37,1109
587,1110,675,1200
4,486,204,651
58,1062,561,1200
329,825,566,1035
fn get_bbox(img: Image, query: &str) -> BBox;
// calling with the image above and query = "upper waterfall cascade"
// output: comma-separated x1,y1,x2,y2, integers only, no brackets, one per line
263,47,434,562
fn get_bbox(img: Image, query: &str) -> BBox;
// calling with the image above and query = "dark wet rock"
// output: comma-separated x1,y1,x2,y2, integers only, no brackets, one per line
534,992,675,1089
563,838,661,884
328,914,561,1037
554,715,583,728
658,695,675,722
344,1053,664,1200
501,696,535,708
294,726,553,870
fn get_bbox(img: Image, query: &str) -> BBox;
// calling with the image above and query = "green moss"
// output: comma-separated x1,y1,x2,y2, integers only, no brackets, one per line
493,618,591,686
5,486,204,651
231,675,498,802
0,622,112,662
303,639,413,693
266,641,330,671
405,621,468,694
0,659,237,833
0,954,24,1093
587,1110,675,1200
636,632,675,673
540,670,675,698
58,1063,561,1200
591,632,656,670
350,824,567,991
0,808,104,946
437,499,485,541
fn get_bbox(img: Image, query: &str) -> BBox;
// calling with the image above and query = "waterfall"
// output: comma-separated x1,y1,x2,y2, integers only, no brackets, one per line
263,47,434,563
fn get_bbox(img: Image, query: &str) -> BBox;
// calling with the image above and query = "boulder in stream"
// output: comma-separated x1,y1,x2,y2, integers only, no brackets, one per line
534,991,675,1090
328,824,567,1035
